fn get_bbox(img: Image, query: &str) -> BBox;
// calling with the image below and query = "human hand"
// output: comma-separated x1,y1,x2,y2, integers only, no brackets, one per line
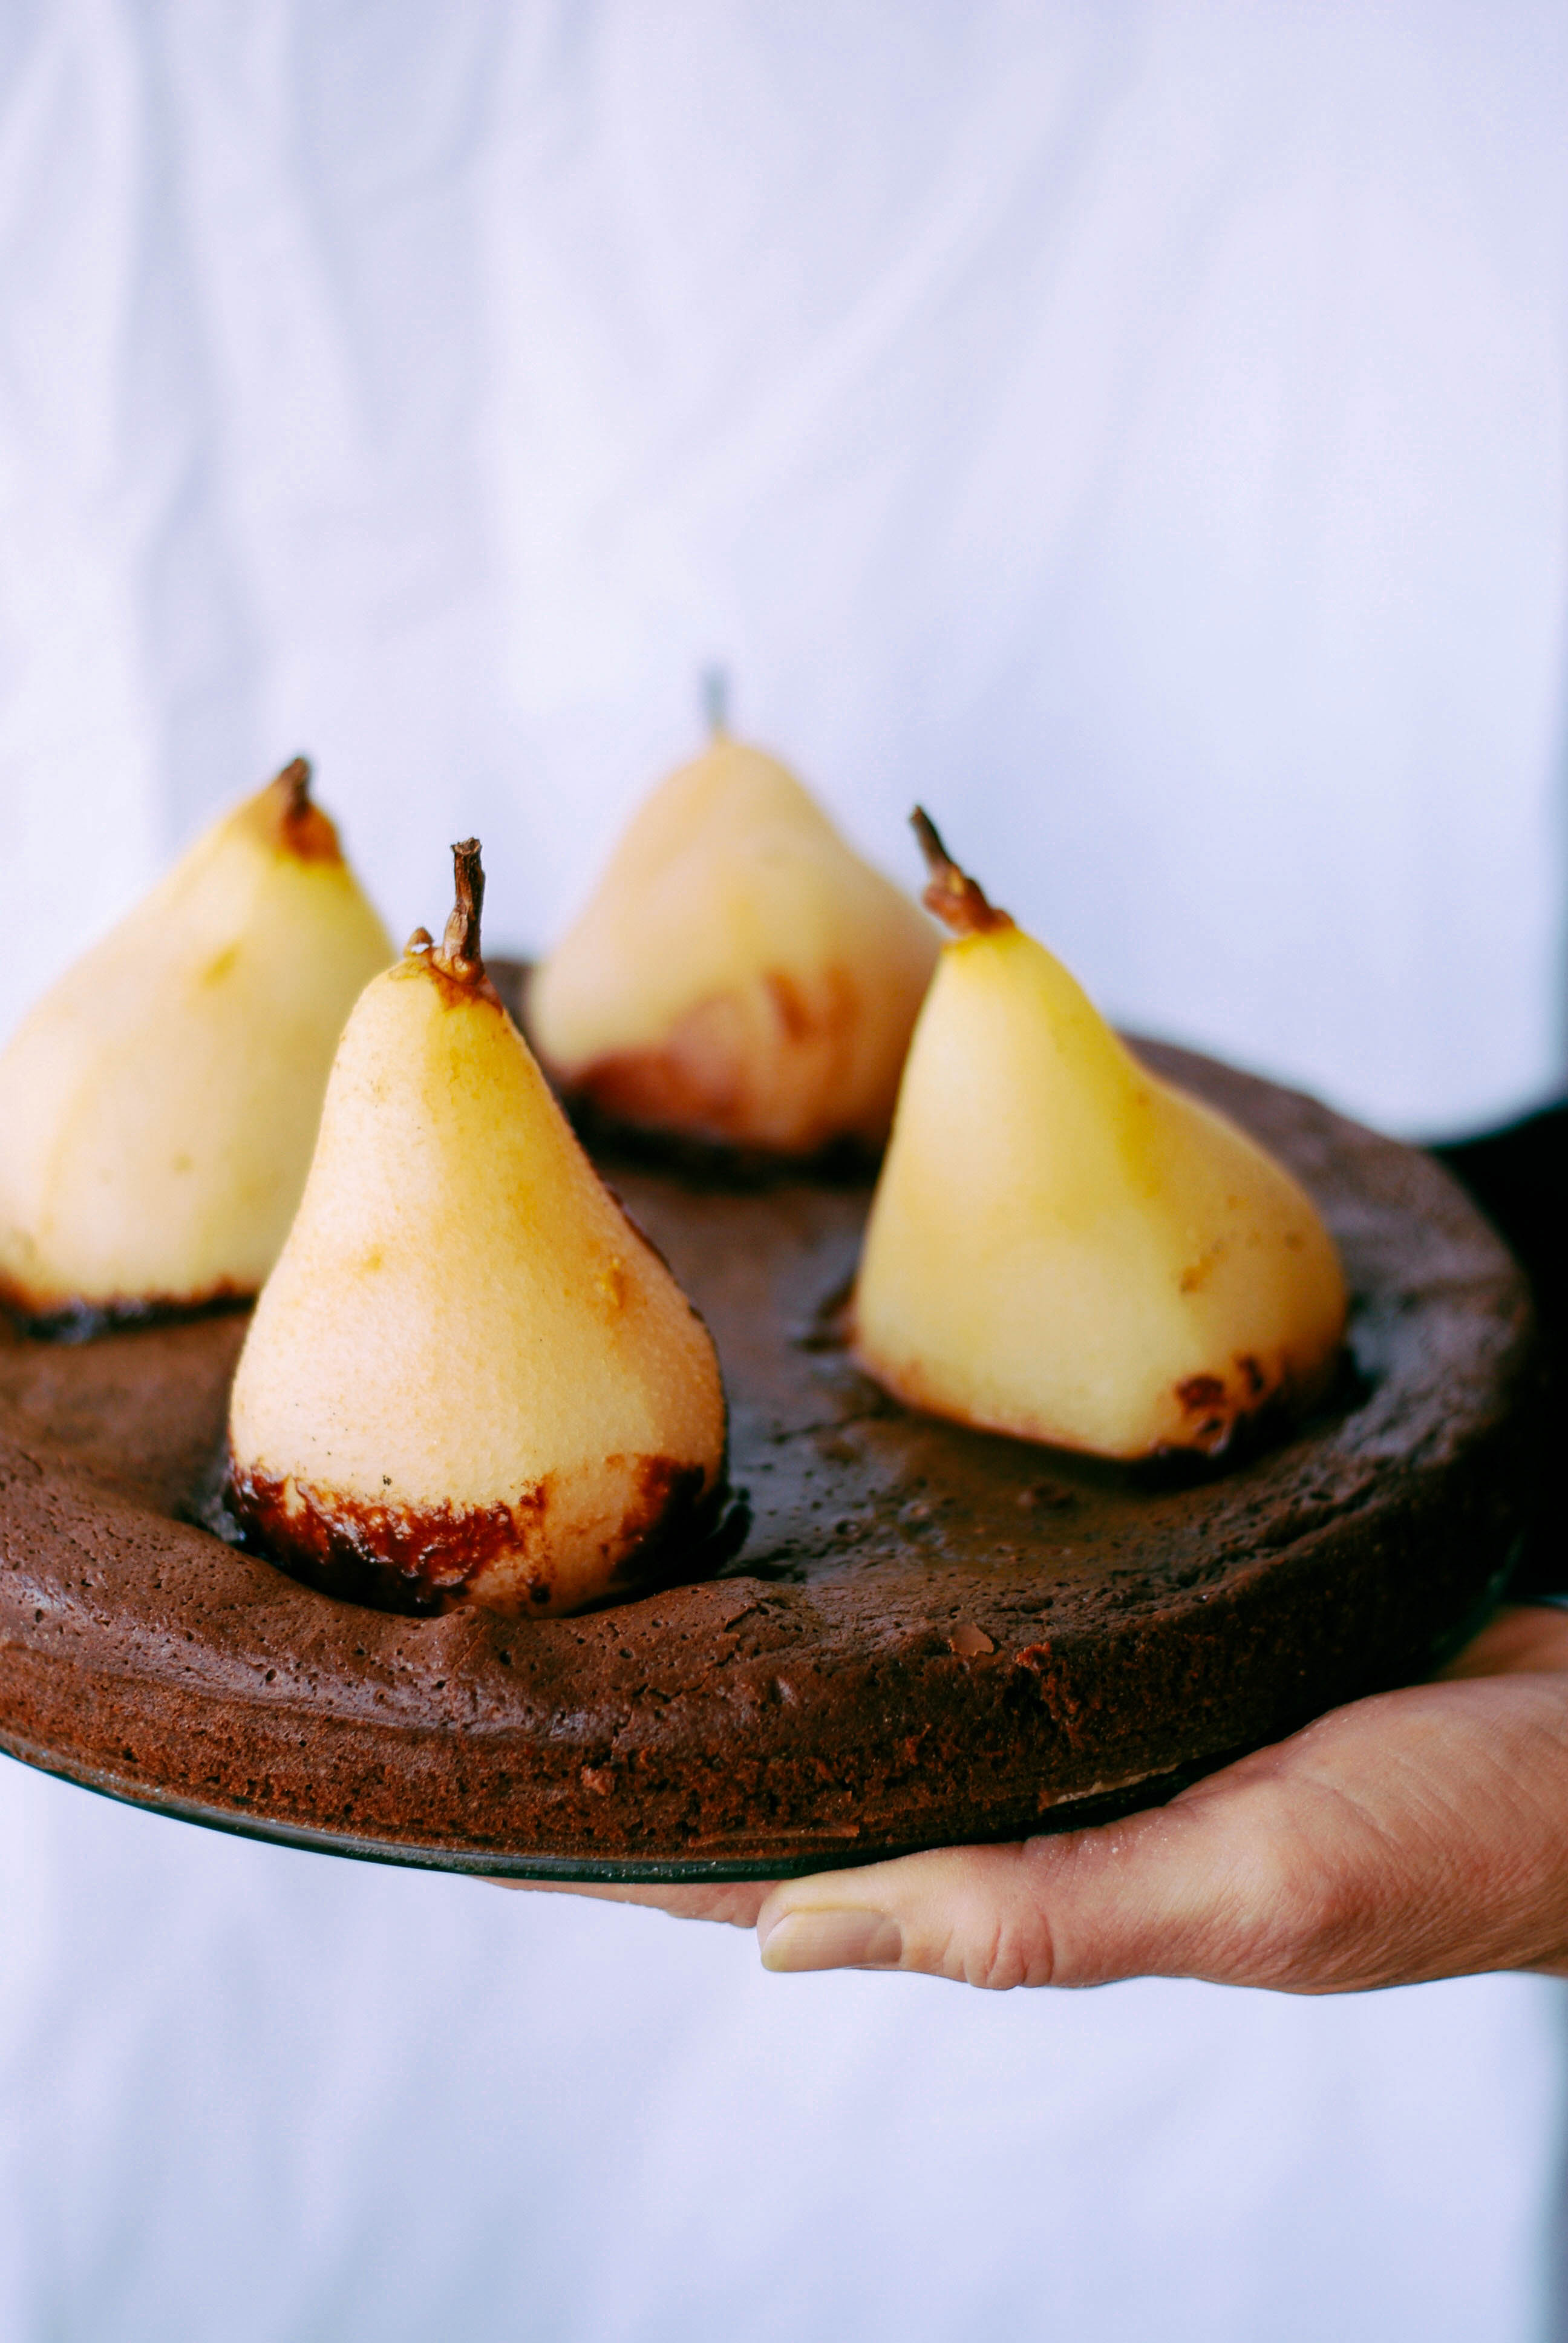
529,1604,1568,1992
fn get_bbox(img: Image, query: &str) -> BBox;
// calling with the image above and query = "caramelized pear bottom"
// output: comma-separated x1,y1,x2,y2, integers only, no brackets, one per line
0,1037,1537,1878
221,1453,734,1619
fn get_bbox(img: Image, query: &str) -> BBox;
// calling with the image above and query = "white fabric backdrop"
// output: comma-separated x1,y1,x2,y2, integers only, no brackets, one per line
0,0,1564,1132
0,1756,1563,2343
2,7,1567,2340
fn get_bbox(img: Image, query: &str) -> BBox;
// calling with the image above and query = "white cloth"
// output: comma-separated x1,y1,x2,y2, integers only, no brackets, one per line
1,1756,1563,2343
2,7,1567,2338
2,1,1565,1132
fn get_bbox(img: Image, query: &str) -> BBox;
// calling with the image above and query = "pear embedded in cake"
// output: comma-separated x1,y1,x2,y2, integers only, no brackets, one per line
850,812,1348,1461
0,759,393,1329
224,840,728,1619
527,705,938,1157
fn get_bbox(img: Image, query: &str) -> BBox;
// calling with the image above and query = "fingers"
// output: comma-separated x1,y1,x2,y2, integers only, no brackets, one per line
1436,1599,1568,1681
756,1670,1568,1992
489,1877,776,1928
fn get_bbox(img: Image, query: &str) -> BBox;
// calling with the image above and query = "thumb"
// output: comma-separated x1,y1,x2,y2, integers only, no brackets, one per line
754,1783,1298,1990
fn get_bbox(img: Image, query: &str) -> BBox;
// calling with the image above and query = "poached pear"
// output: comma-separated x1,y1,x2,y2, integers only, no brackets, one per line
851,813,1348,1460
0,759,393,1328
225,841,728,1617
528,712,938,1156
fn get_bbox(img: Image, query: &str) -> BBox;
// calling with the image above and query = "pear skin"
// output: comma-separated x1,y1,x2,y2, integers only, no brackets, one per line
528,727,938,1156
0,760,394,1326
226,841,728,1618
851,814,1348,1461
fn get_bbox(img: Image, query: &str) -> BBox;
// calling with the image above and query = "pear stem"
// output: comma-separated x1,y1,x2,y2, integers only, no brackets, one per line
701,665,731,739
276,756,312,819
264,754,338,865
442,838,486,978
910,807,1013,937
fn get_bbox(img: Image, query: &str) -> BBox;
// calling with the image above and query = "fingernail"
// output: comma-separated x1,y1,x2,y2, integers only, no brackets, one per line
759,1907,904,1973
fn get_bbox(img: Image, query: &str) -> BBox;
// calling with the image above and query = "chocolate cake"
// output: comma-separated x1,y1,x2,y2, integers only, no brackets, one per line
0,1038,1536,1881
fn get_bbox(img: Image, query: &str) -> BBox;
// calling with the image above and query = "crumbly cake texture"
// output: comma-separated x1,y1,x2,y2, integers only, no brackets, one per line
0,1039,1537,1880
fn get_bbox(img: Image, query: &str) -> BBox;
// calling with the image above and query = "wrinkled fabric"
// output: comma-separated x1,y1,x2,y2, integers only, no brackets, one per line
2,7,1567,2341
1,1,1564,1130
